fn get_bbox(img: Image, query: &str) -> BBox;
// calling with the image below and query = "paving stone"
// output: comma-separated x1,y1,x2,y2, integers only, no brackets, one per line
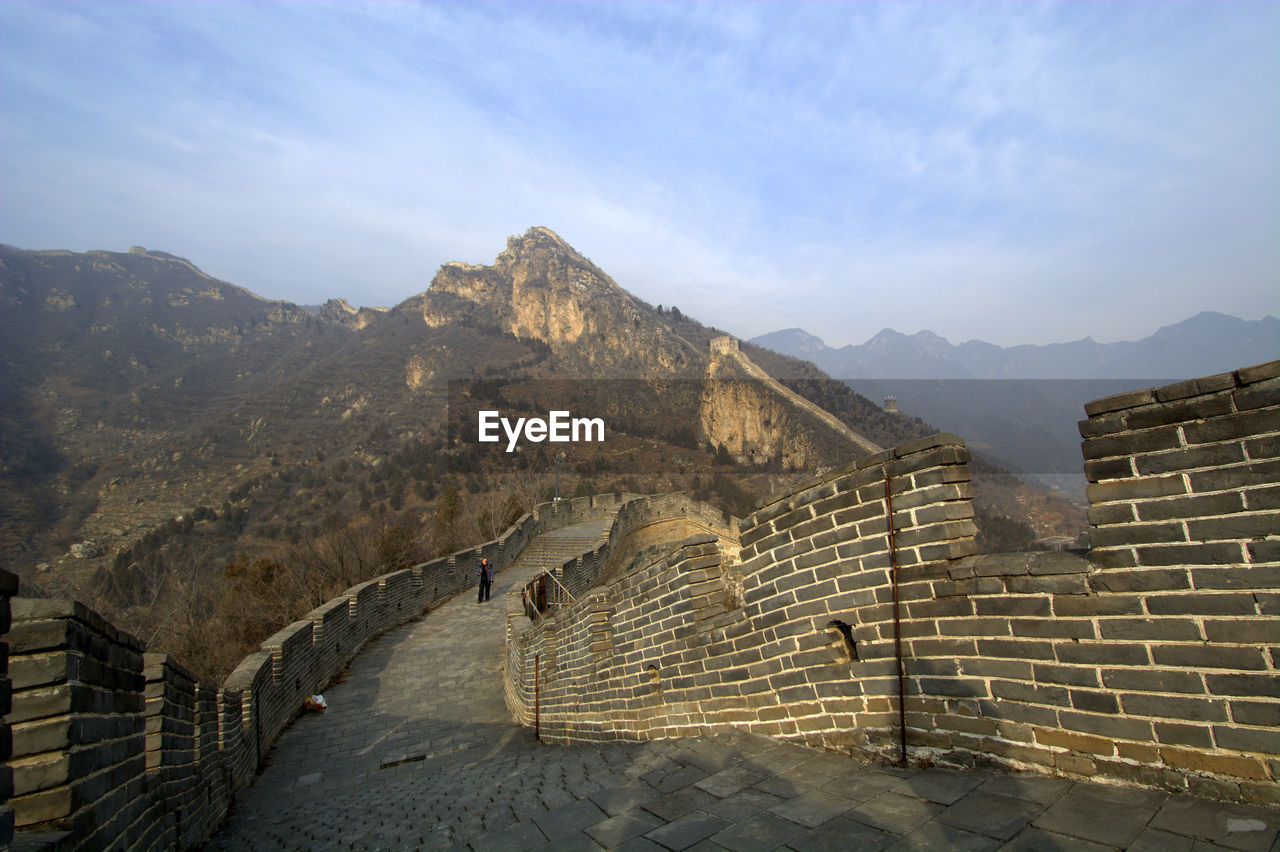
697,765,770,798
819,769,903,802
891,767,986,805
784,815,896,852
534,797,608,841
610,837,669,852
1033,784,1169,848
937,791,1046,840
528,832,604,852
1126,827,1198,852
703,787,790,824
468,819,548,852
745,744,816,774
844,791,947,835
645,811,732,851
976,774,1074,806
203,520,1280,852
653,764,712,794
767,789,858,828
710,811,807,852
643,786,719,822
753,768,817,799
885,818,1001,852
1148,794,1280,851
592,782,660,817
585,809,666,848
995,826,1118,851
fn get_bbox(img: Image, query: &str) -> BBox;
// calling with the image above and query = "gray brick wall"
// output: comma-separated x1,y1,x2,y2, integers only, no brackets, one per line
506,366,1280,806
2,494,625,848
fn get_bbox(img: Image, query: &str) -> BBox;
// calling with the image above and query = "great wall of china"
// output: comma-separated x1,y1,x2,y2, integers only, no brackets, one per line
2,358,1277,848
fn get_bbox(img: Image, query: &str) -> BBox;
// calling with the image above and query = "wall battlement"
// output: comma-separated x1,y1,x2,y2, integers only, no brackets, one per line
505,360,1280,806
0,494,623,849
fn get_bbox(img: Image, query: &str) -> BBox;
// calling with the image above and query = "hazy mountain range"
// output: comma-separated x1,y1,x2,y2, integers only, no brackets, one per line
5,229,1018,594
752,313,1279,381
751,314,1278,479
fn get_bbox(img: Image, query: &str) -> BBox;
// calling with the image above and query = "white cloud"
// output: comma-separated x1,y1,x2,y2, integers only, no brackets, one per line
1,0,1275,346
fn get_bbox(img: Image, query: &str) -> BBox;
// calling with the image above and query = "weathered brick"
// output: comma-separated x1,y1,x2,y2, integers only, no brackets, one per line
1101,668,1204,694
1126,393,1235,429
1153,721,1214,748
1212,726,1280,755
1052,594,1143,617
1146,593,1257,616
1078,411,1126,438
1089,522,1186,548
1183,408,1280,445
1069,689,1120,715
1244,433,1280,459
1188,460,1280,493
974,597,1051,617
1136,492,1244,521
1203,619,1280,645
1082,425,1181,460
957,659,1032,680
1033,663,1100,688
1235,360,1280,384
1135,442,1247,476
1088,568,1189,593
1204,673,1280,698
1058,710,1153,741
1159,746,1269,780
1192,564,1280,589
1187,513,1280,542
1150,645,1268,671
1055,642,1149,667
1033,728,1115,755
1085,457,1135,483
1120,693,1227,722
1228,700,1280,727
1244,485,1280,510
1136,542,1245,566
975,638,1055,661
1155,373,1236,403
1084,387,1157,417
1008,574,1089,596
1086,474,1187,504
1087,502,1136,526
991,680,1065,705
1010,618,1096,640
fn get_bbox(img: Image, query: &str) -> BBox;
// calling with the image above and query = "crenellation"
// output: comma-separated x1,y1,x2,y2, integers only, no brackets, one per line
6,364,1280,845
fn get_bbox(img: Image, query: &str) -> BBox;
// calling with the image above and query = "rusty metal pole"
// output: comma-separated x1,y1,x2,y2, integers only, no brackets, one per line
534,652,541,741
885,473,907,766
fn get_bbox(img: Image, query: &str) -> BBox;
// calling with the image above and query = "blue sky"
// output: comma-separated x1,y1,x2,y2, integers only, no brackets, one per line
2,1,1277,348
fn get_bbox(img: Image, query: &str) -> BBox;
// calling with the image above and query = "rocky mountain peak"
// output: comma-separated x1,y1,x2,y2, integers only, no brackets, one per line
420,227,696,375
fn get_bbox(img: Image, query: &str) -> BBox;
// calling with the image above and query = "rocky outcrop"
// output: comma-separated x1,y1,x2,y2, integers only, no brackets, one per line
699,336,881,468
414,227,700,376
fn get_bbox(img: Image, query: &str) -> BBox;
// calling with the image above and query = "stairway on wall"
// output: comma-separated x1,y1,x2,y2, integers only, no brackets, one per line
509,516,614,578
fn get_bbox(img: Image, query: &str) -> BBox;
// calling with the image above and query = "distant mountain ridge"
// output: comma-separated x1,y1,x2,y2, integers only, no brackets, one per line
752,312,1279,381
752,313,1278,480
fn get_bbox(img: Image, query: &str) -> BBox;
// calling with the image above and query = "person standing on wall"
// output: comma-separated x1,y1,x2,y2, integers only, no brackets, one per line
478,557,493,603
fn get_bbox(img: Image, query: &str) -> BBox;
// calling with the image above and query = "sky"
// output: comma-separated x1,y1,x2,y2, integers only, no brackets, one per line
1,1,1277,348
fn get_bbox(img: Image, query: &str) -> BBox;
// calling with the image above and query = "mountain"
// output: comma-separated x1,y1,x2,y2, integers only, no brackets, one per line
750,313,1279,478
0,228,1083,682
752,313,1279,380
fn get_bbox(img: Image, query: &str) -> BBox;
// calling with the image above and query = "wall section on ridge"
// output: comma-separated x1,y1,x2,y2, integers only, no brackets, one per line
505,360,1280,806
1,494,624,849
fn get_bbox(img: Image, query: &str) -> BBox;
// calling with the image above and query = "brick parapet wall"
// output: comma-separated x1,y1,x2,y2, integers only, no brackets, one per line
2,495,625,849
1,569,17,847
504,371,1280,805
507,434,977,748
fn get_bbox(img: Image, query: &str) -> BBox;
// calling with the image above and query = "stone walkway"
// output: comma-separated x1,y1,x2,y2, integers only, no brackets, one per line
208,523,1279,851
